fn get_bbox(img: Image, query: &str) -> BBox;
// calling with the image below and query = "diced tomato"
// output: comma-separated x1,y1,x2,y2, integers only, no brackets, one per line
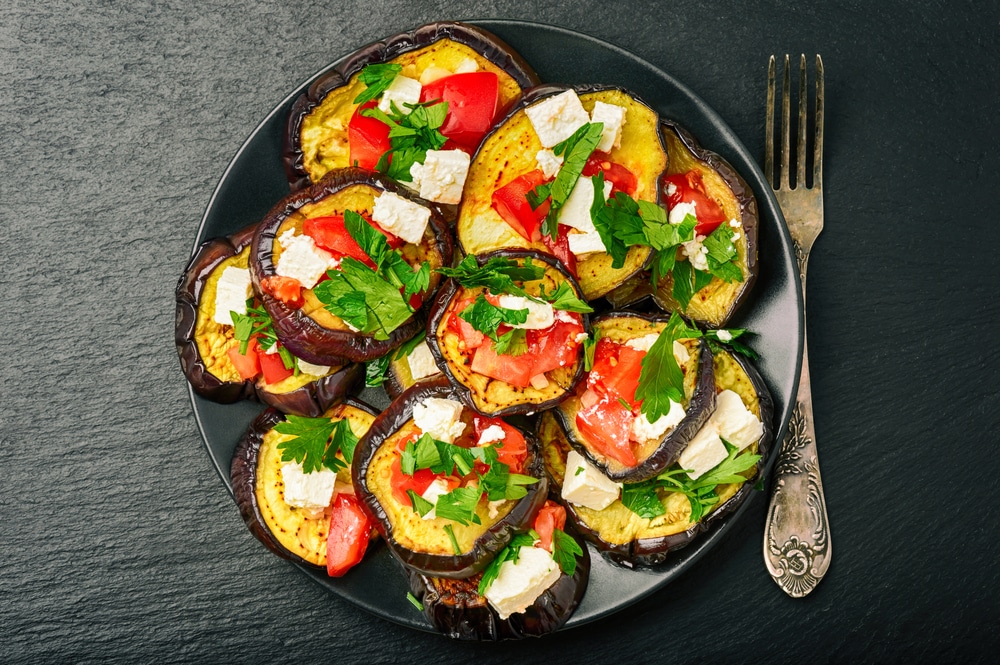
349,100,392,170
472,416,527,473
470,340,536,388
526,317,584,376
302,215,372,266
258,347,294,385
448,300,486,348
664,171,727,236
542,226,577,276
325,493,371,577
583,152,638,197
408,292,423,310
586,338,644,406
420,72,499,153
226,337,261,380
491,170,551,242
260,275,304,309
390,459,439,506
576,395,637,467
533,501,567,552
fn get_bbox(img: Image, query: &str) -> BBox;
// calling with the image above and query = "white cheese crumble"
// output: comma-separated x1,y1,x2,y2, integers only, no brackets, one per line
496,295,555,330
673,340,690,364
408,149,470,204
371,191,431,245
535,149,564,178
477,424,506,446
679,389,763,479
666,182,678,197
678,426,727,480
575,332,590,343
377,74,422,114
716,329,733,342
681,236,709,271
280,462,338,510
568,230,607,257
624,333,660,353
483,546,561,619
412,397,466,443
212,266,251,326
561,450,622,510
274,232,335,289
406,341,441,381
419,477,451,520
590,101,627,153
558,176,612,233
631,400,687,443
524,90,590,148
296,358,330,376
669,200,698,225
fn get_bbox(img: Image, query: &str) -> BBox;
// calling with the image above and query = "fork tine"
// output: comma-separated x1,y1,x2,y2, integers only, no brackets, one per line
796,54,807,189
780,54,791,190
765,55,775,186
814,54,825,190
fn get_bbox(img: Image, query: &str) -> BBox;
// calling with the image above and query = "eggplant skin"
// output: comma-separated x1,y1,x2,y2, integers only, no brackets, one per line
554,313,717,484
652,119,759,327
250,167,452,365
256,362,364,418
283,21,540,191
352,376,548,578
406,532,591,640
426,249,589,417
539,351,774,568
230,399,379,568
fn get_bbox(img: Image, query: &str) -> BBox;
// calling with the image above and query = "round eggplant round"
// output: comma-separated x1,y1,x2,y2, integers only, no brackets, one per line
249,167,451,365
283,21,540,191
230,399,379,569
352,377,548,578
405,531,590,640
538,348,774,567
456,84,667,300
652,119,759,327
426,250,589,417
554,313,717,483
176,223,363,415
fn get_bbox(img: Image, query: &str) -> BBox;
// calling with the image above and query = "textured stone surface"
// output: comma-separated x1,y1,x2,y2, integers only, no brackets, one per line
2,0,998,662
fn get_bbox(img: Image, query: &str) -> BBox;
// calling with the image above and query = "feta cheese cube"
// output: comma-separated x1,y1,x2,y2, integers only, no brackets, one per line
419,477,451,520
280,462,338,510
681,236,709,271
673,340,690,364
408,149,470,204
678,426,728,480
624,333,661,353
275,233,335,289
631,400,687,442
412,397,466,443
535,149,563,178
716,329,733,342
524,90,590,148
669,200,698,226
483,546,561,619
296,358,330,376
590,101,627,153
477,424,506,446
558,176,612,233
212,266,251,326
371,191,431,244
406,341,441,381
496,295,555,330
377,74,422,114
712,389,763,450
567,230,607,257
561,450,622,510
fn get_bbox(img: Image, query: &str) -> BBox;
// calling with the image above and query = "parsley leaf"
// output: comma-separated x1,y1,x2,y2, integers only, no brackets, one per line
274,415,342,474
538,281,593,313
406,489,434,518
406,591,423,611
443,524,462,555
437,255,544,295
435,486,483,526
353,63,403,105
621,480,666,519
634,312,702,422
539,122,605,240
313,258,413,340
704,328,760,360
364,332,426,387
703,223,743,283
551,529,583,576
582,334,597,371
458,294,528,341
231,301,296,371
362,100,449,182
493,328,529,356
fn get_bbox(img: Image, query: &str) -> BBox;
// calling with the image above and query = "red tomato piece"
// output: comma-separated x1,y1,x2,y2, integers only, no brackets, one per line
260,275,304,308
302,215,372,265
470,340,536,388
583,152,638,198
449,300,486,349
257,347,294,385
576,395,638,467
325,494,372,577
420,72,499,153
585,338,644,406
226,337,260,380
664,171,727,236
491,170,551,242
348,100,392,170
390,458,440,506
542,226,577,276
472,416,527,473
526,317,584,376
533,501,567,552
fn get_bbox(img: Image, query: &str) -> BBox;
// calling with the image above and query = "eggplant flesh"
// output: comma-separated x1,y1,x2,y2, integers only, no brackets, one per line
539,349,774,567
284,21,540,190
230,400,378,568
652,120,759,327
456,85,666,300
352,377,547,578
406,534,590,640
250,168,451,365
555,314,716,483
426,250,588,417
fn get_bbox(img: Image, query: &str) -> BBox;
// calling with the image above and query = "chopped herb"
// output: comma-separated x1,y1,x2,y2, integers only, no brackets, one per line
493,328,529,356
551,529,583,576
365,332,426,387
407,489,435,518
353,63,403,105
273,415,348,474
313,258,413,340
437,255,544,295
702,223,742,283
458,294,528,342
620,480,666,519
617,397,633,411
582,334,597,372
704,328,759,360
406,591,424,611
538,281,593,313
434,486,483,526
575,466,584,476
362,100,449,182
231,301,296,371
634,312,702,422
538,122,605,239
443,524,462,555
330,418,359,465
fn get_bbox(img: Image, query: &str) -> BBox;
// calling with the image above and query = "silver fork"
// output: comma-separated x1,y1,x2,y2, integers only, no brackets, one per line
762,54,831,598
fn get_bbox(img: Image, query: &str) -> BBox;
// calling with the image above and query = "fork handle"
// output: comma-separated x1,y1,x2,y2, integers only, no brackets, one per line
763,328,832,597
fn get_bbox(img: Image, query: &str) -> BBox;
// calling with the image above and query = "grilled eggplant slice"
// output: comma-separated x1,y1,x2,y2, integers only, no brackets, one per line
406,532,590,640
651,120,759,326
175,223,363,415
456,85,666,300
380,334,444,400
230,399,378,568
539,348,773,567
284,21,539,192
352,377,547,578
427,250,589,417
250,168,451,365
554,313,716,483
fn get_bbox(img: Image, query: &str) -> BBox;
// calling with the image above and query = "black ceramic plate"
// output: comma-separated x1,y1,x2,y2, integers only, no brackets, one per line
187,20,803,632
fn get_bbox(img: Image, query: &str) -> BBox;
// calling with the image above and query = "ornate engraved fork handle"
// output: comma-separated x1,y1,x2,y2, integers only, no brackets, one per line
763,258,832,597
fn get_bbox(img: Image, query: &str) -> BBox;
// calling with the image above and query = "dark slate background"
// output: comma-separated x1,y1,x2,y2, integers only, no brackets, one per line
2,0,997,662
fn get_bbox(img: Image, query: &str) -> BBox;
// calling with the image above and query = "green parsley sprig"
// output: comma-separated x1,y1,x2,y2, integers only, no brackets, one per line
353,63,403,105
633,312,702,422
437,255,544,297
274,416,359,474
527,122,605,240
365,332,426,388
476,528,583,597
364,100,449,182
231,300,297,372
